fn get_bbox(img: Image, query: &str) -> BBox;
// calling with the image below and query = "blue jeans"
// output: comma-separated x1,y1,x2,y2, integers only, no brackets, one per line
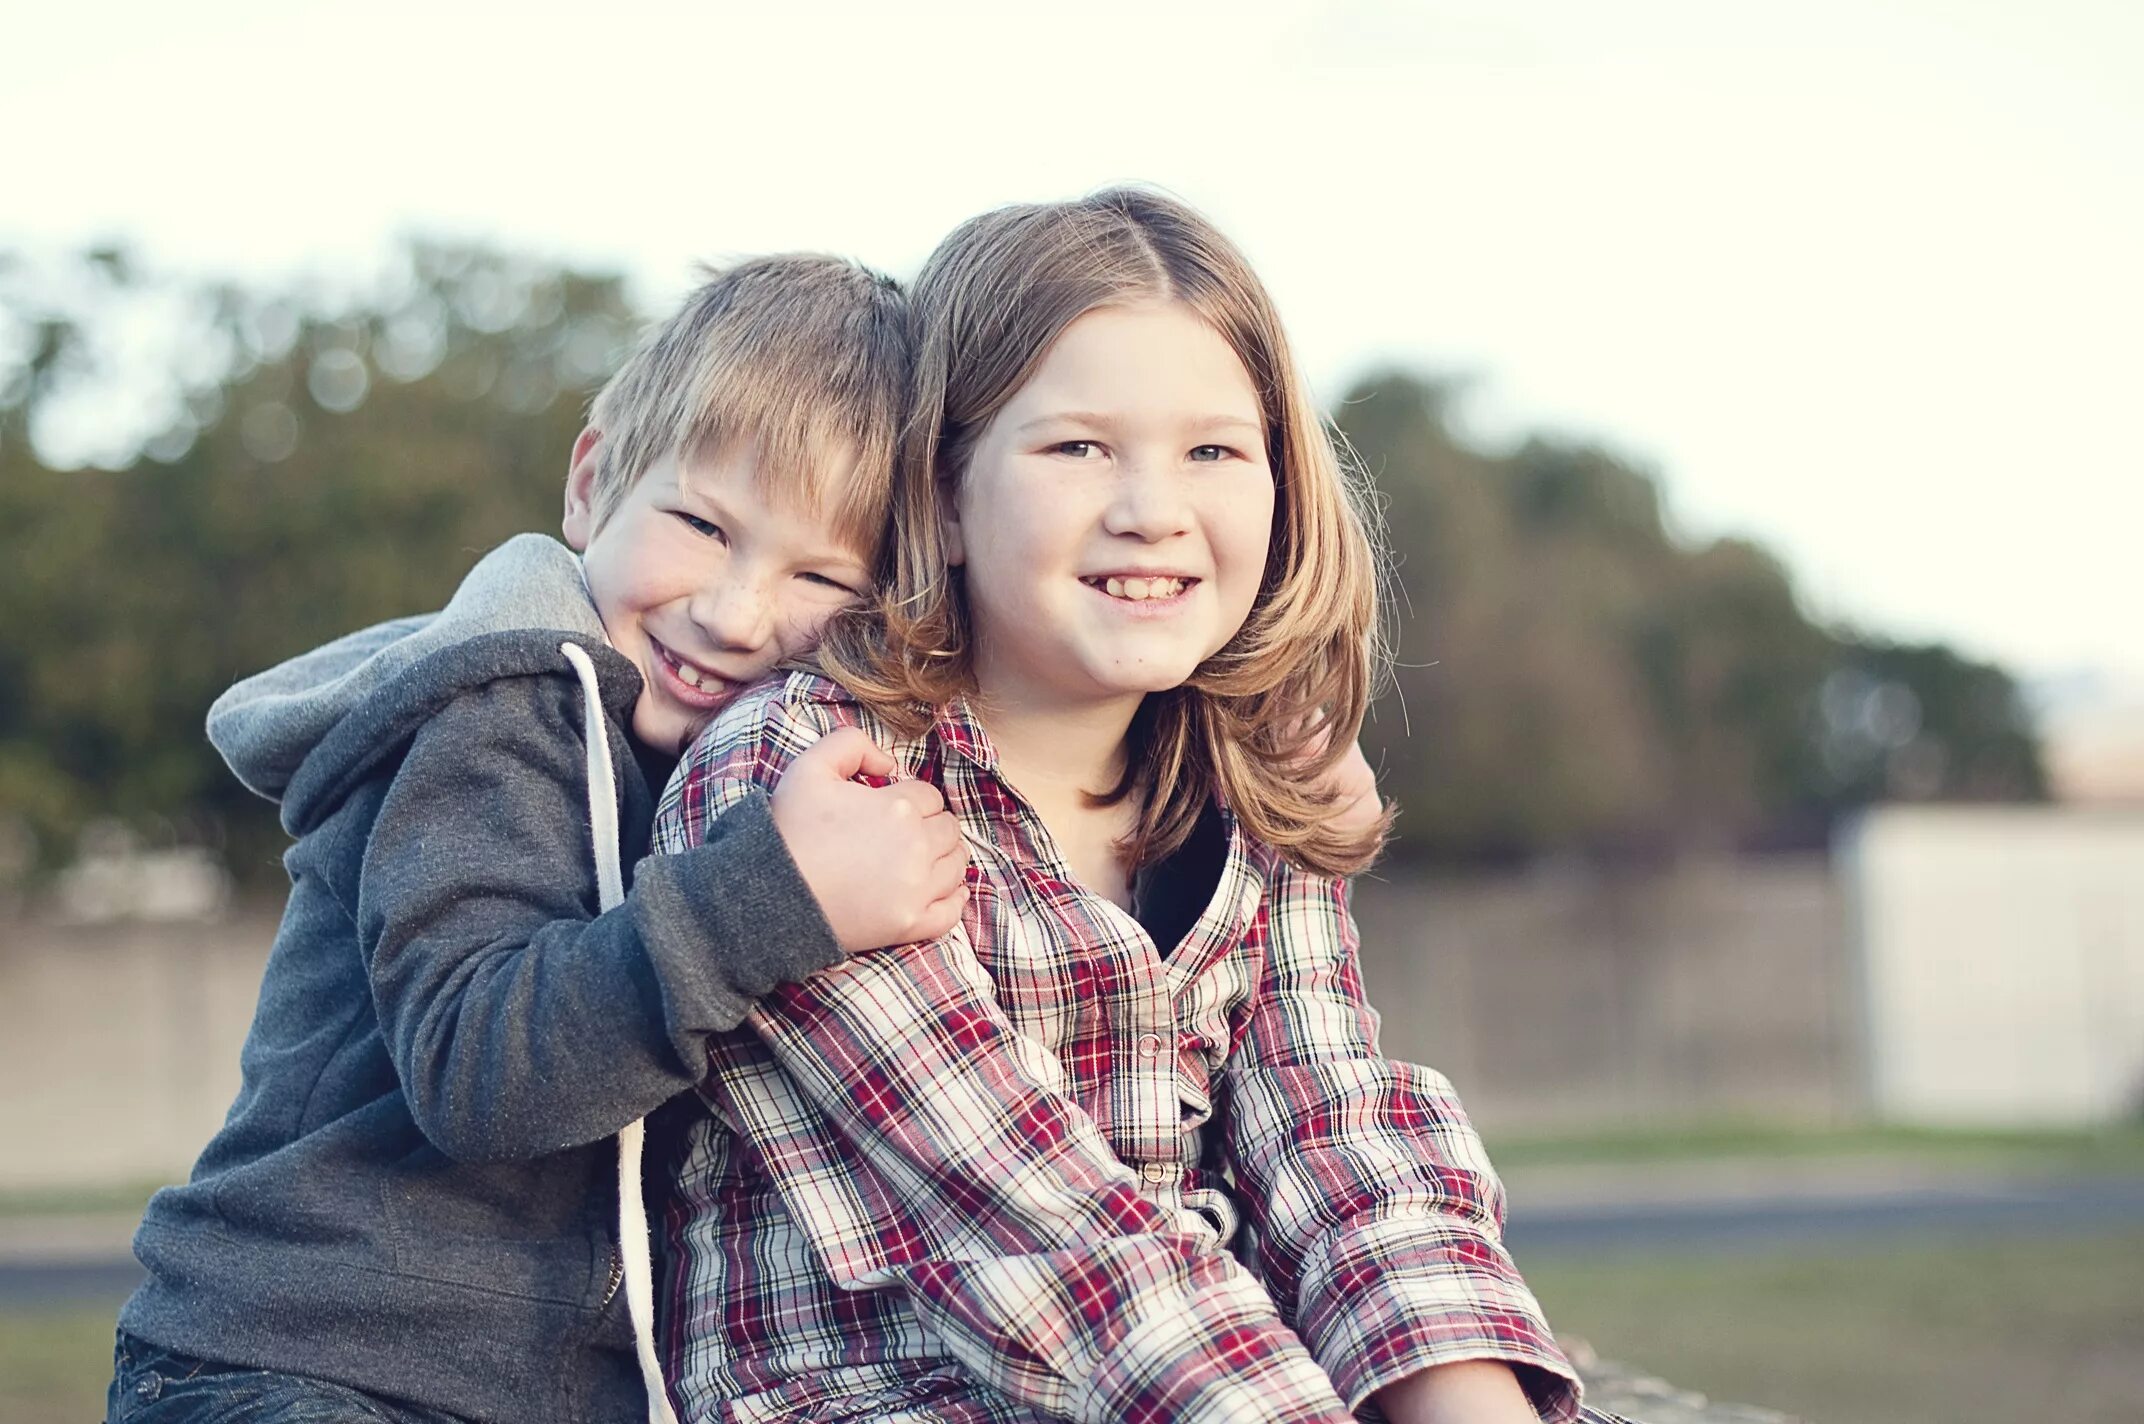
108,1333,477,1424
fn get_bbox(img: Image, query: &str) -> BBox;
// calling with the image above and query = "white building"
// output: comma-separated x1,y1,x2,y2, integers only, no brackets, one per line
1839,806,2144,1126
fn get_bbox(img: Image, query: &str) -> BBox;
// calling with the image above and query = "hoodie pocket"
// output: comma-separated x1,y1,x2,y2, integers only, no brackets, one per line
379,1153,614,1309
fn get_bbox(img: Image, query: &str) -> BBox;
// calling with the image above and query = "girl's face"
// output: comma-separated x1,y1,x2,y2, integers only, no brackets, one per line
945,302,1275,722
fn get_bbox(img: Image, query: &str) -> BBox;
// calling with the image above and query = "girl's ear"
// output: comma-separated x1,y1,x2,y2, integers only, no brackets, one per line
938,476,966,567
562,427,605,552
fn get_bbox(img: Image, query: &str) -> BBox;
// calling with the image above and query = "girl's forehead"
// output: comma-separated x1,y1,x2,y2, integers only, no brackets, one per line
1006,304,1260,422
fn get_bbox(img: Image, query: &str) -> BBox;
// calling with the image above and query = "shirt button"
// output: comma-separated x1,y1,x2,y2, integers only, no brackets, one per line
135,1373,164,1401
1135,1033,1163,1057
1140,1161,1173,1185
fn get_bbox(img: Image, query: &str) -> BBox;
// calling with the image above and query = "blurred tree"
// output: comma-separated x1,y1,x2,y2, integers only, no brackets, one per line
0,265,2051,882
1337,370,2049,864
0,242,640,879
1812,639,2048,808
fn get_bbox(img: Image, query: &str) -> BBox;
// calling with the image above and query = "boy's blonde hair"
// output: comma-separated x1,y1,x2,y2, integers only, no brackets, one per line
818,188,1392,877
585,254,909,555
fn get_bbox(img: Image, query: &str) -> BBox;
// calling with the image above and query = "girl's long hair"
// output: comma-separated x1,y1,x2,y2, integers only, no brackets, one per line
819,187,1393,876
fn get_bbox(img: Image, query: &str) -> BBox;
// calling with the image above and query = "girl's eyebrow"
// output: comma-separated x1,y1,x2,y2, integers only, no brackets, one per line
1014,411,1262,435
1014,410,1119,434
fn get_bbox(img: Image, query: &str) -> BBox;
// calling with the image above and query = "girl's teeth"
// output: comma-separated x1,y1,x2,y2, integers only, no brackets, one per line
1096,576,1185,601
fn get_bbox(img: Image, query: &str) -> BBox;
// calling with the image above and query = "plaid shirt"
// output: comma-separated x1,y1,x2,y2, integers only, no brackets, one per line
651,672,1585,1424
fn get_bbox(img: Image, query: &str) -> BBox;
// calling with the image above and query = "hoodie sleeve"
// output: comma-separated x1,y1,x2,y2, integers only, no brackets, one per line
352,670,843,1162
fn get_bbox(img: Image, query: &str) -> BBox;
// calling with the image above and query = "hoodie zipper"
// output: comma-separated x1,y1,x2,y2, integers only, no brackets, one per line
600,1245,624,1309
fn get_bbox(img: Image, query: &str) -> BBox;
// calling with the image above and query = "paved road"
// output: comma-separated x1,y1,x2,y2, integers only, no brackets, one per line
1503,1171,2144,1257
0,1259,144,1309
10,1173,2144,1309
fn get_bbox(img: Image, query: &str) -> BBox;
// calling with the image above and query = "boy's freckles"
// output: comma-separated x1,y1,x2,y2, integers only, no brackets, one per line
563,435,872,755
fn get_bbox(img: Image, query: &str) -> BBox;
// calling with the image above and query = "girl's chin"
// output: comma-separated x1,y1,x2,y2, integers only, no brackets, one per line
1084,664,1206,701
982,642,1221,712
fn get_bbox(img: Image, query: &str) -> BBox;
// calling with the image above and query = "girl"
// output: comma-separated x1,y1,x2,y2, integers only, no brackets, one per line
648,189,1599,1424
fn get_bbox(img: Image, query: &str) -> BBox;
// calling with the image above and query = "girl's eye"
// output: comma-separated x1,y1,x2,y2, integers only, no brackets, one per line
1188,444,1237,463
1050,440,1103,459
675,512,727,542
800,572,860,596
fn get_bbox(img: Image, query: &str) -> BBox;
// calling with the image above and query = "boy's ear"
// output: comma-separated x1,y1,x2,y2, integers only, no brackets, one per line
562,427,604,551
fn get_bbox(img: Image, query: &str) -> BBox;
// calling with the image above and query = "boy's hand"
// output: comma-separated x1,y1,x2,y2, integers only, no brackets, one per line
771,728,970,954
1287,711,1385,837
1317,736,1384,837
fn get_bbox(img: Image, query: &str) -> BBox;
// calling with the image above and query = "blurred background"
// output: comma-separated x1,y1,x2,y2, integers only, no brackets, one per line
3,3,2140,1421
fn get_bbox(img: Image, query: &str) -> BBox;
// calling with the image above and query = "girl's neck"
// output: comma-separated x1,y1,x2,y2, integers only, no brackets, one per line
968,688,1143,906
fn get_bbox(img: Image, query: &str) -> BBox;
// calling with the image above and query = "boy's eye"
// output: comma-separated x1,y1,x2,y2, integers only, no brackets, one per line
675,512,727,542
800,572,861,596
1050,440,1103,459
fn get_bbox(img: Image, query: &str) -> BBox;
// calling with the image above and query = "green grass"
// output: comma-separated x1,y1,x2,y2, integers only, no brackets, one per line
1526,1232,2144,1424
0,1309,114,1424
10,1126,2140,1218
1488,1121,2144,1175
8,1234,2141,1421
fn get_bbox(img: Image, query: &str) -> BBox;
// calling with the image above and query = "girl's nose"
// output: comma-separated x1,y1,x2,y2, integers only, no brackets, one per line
1103,465,1192,541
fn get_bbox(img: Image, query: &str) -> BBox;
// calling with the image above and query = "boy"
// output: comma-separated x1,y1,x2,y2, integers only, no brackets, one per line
109,256,966,1424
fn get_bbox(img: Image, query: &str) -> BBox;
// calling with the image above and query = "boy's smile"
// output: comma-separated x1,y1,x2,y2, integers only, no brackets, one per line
564,430,872,755
645,633,745,708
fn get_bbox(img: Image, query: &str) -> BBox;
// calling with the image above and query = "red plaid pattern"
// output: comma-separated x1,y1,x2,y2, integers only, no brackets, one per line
651,672,1585,1424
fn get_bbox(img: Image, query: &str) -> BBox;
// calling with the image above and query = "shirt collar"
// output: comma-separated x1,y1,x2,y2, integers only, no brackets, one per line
932,695,1000,777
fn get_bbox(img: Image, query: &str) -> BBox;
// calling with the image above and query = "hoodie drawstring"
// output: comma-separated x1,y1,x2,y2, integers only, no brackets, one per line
560,641,680,1424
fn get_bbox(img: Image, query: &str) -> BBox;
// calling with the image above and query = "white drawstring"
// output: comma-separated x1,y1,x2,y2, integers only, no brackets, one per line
560,641,679,1424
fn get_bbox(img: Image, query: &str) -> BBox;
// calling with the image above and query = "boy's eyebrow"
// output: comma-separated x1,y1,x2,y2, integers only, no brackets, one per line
684,485,872,571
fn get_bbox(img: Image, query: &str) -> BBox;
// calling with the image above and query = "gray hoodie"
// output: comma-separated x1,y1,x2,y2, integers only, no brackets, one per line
119,534,841,1424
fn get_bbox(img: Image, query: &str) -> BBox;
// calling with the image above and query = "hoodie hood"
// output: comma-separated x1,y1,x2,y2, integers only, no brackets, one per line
208,533,624,834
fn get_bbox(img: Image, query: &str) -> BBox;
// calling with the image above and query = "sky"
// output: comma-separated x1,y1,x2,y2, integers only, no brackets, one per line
7,0,2141,696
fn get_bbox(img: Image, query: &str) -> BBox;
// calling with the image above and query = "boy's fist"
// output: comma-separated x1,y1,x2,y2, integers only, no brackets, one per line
1318,736,1385,837
771,727,971,954
1289,712,1386,839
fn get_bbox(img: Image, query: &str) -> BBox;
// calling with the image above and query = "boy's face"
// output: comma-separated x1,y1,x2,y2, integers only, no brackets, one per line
564,430,872,756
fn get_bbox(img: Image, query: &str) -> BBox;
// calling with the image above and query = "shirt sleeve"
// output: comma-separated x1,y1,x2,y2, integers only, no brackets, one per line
1218,861,1584,1421
654,695,1358,1424
353,670,840,1162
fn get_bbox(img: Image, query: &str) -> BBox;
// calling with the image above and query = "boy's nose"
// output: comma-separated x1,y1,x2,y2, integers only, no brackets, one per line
689,578,775,653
